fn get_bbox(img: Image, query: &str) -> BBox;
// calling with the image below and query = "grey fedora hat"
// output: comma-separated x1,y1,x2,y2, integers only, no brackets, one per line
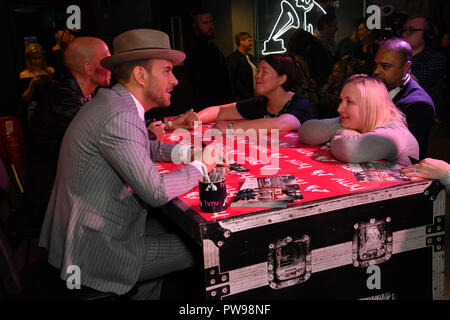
100,29,185,70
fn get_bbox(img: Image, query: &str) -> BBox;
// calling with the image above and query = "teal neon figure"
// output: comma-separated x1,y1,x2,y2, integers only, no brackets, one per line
262,0,326,55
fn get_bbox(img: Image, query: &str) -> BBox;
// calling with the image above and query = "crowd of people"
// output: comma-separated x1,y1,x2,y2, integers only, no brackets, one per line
1,8,449,300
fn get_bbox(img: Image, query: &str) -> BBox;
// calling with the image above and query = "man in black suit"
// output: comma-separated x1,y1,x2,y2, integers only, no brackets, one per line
185,8,233,111
401,16,446,115
227,32,257,101
373,38,435,160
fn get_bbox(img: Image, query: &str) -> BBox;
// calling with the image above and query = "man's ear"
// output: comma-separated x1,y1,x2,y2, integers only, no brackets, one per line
132,66,146,87
402,60,412,77
83,61,93,76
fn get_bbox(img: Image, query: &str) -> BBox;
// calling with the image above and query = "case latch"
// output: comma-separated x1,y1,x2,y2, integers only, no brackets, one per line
267,235,312,289
353,217,393,267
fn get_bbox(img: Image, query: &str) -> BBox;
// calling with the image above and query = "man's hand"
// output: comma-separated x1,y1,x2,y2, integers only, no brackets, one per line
191,143,230,172
200,144,217,172
148,121,165,141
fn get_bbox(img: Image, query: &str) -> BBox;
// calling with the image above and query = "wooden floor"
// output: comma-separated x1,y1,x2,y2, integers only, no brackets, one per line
2,119,450,300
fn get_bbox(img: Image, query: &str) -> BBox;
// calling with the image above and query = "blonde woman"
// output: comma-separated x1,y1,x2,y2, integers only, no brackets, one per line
19,43,55,123
298,74,419,165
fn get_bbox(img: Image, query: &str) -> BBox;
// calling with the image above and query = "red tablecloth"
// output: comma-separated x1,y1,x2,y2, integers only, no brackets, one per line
160,128,415,221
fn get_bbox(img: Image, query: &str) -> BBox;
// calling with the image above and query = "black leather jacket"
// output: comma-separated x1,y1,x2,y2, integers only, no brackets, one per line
227,50,257,101
29,75,87,162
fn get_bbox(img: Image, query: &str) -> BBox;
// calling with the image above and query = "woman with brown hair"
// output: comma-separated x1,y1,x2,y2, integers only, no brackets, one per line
181,54,313,133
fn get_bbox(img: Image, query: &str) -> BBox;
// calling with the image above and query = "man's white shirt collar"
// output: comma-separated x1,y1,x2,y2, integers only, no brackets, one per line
129,92,146,121
128,89,207,176
389,73,411,99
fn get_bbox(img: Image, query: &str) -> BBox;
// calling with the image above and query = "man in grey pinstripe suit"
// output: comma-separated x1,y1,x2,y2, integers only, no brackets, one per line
38,29,216,299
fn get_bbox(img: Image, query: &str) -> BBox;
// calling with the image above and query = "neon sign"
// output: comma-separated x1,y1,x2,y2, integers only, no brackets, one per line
262,0,326,55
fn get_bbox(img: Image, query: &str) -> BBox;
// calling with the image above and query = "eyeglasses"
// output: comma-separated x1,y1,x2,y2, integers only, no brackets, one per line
401,27,425,36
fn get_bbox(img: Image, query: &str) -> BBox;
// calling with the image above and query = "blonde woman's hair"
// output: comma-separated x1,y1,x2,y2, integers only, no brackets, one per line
24,43,48,72
344,74,406,132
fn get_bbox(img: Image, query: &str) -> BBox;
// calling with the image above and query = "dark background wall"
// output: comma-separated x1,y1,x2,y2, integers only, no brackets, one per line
0,0,203,119
1,0,449,119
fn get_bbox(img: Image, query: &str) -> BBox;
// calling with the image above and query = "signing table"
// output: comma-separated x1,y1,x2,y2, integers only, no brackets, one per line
159,127,445,300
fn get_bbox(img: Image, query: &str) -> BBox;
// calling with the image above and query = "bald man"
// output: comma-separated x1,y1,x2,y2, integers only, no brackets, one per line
26,37,111,227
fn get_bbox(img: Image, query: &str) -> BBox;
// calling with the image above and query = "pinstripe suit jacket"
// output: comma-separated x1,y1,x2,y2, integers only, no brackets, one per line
38,83,202,294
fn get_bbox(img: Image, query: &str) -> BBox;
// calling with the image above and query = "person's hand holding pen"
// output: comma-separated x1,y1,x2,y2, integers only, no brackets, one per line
198,143,218,173
190,142,230,174
201,142,230,168
147,120,165,141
